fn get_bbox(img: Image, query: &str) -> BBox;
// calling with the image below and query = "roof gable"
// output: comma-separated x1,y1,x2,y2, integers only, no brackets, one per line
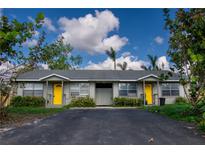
136,74,159,81
39,74,70,81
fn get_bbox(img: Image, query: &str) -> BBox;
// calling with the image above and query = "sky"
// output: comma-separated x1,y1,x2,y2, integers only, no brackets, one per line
1,8,175,70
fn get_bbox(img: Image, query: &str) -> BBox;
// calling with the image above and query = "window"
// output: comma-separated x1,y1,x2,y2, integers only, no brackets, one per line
161,83,179,96
23,83,43,96
70,83,89,97
80,83,89,96
119,83,137,97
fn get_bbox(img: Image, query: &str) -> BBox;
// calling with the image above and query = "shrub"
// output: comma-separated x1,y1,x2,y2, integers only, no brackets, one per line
11,96,45,107
63,104,70,109
202,112,205,119
198,120,205,131
137,98,144,106
113,97,142,107
199,106,205,113
196,97,205,109
187,97,205,114
175,97,188,104
69,97,96,107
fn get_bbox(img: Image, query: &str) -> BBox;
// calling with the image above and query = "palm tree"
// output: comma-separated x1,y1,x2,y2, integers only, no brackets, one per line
117,61,127,70
106,47,116,70
141,64,150,70
141,54,160,70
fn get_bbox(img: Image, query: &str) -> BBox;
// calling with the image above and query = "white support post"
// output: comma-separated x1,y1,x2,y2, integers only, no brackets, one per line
46,80,48,107
157,81,160,106
62,80,64,105
143,80,146,106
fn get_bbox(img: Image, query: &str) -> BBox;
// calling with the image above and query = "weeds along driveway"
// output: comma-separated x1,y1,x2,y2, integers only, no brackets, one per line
0,109,205,145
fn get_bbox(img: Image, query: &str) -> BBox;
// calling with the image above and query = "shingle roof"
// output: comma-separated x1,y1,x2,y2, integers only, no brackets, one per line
16,70,179,81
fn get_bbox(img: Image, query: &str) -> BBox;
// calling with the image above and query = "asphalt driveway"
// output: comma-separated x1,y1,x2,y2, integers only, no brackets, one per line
0,109,205,145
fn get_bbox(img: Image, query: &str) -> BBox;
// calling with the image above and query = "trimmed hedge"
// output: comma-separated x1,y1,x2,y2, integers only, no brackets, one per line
69,97,96,107
113,97,143,106
175,96,188,104
11,96,45,107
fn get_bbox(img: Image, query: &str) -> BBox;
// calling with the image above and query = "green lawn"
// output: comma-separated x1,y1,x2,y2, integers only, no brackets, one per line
143,103,200,123
1,107,68,128
6,106,67,115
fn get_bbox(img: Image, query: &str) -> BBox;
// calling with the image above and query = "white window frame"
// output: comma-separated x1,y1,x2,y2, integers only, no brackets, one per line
23,83,43,97
70,83,90,97
161,83,180,96
119,83,137,97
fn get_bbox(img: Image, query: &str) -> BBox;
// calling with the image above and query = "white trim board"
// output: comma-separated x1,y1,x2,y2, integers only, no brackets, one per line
38,74,71,81
136,74,159,81
15,79,179,82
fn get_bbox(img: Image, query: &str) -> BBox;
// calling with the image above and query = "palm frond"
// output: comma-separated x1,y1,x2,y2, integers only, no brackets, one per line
117,61,127,70
141,65,148,70
147,54,159,70
106,47,117,70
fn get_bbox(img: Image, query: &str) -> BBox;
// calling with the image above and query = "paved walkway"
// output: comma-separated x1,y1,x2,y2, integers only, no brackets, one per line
0,109,204,144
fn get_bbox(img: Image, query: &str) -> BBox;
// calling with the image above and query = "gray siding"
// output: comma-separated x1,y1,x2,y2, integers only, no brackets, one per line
43,83,47,99
113,82,119,98
137,83,143,98
16,81,186,106
113,82,185,105
17,83,23,96
89,82,95,100
63,83,70,104
43,83,53,104
161,84,185,104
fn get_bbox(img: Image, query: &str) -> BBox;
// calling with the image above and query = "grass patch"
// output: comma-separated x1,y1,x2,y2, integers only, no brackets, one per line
6,106,66,115
143,103,200,123
111,104,142,108
1,106,68,128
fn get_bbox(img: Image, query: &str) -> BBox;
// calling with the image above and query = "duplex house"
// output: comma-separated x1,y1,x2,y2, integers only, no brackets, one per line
15,70,185,107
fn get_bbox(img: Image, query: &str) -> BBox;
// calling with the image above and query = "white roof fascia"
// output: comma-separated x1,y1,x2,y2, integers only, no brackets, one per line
136,74,159,81
38,73,70,81
119,80,137,82
15,79,39,82
70,79,89,82
162,80,179,82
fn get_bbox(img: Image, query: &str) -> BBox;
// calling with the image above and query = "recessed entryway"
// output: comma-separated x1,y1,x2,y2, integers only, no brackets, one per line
95,83,113,106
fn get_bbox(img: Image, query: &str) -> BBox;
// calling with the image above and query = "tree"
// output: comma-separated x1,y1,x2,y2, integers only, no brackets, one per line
117,61,127,70
0,13,44,63
28,34,82,70
106,47,117,70
0,13,83,120
163,8,205,110
0,13,45,119
141,54,160,70
69,55,83,70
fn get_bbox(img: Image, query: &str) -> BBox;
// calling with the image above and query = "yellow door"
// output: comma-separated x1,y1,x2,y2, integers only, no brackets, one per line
145,84,153,105
53,84,62,105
